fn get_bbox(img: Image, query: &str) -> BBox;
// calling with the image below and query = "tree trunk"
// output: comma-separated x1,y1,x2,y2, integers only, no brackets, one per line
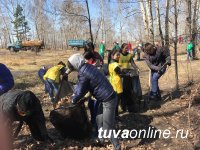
185,0,192,38
165,0,170,47
138,0,149,40
94,19,102,44
174,0,179,90
191,0,199,58
0,6,11,45
155,0,164,46
85,0,93,43
101,0,105,42
146,0,154,43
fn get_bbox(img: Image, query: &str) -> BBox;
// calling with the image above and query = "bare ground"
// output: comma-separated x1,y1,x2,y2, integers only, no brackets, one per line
1,47,200,150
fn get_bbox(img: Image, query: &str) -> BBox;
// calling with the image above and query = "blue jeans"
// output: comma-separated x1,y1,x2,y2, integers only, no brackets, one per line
46,78,59,103
133,48,140,60
151,67,166,96
38,68,50,94
187,51,193,60
88,98,100,136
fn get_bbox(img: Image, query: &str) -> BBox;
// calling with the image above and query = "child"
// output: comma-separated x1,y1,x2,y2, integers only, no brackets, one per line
119,43,140,112
43,61,66,108
109,50,124,116
38,66,51,94
186,40,194,60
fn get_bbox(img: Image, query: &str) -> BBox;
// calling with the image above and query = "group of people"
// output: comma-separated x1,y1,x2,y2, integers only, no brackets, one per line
0,39,171,150
99,41,143,64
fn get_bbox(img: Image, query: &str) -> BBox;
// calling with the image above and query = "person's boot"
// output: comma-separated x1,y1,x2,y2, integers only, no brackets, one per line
149,91,161,101
156,94,162,101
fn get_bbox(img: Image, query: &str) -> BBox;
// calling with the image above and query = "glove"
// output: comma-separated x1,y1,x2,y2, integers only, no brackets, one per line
167,62,171,66
157,67,162,74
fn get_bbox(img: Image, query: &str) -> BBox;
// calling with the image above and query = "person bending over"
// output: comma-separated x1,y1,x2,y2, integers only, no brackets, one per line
143,43,171,100
0,90,52,142
67,53,120,150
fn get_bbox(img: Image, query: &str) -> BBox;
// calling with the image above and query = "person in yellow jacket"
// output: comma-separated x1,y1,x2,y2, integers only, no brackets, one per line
109,50,130,116
119,43,140,112
119,43,138,69
43,61,66,106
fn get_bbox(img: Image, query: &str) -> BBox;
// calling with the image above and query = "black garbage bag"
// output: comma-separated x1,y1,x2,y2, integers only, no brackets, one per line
50,103,91,139
122,68,142,100
121,69,143,112
55,77,74,103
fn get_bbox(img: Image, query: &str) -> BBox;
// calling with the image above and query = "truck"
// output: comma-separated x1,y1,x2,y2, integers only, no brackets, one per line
67,39,87,51
7,40,44,52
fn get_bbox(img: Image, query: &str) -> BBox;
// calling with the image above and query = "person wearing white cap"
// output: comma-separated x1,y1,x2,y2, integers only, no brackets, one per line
67,53,120,150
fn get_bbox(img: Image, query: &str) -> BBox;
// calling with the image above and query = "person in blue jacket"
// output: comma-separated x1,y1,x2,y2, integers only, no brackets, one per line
67,53,120,150
0,63,14,95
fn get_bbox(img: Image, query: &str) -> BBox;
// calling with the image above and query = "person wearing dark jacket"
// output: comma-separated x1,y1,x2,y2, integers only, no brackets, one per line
67,53,120,150
84,42,104,65
0,63,14,95
143,43,171,100
0,90,52,142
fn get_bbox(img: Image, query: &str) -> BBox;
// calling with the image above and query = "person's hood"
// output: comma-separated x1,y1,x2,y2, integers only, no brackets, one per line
68,53,85,71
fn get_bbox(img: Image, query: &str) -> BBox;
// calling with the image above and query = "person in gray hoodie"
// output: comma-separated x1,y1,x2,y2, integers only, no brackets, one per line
67,53,120,150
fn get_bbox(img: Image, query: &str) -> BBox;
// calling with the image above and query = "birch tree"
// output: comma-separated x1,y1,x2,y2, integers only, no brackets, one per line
191,0,200,57
165,0,170,47
185,0,192,37
138,0,149,40
146,0,154,43
155,0,164,46
174,0,179,89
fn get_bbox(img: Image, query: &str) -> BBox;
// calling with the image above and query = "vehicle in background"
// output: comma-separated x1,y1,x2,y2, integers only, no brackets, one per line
67,39,87,51
7,40,44,52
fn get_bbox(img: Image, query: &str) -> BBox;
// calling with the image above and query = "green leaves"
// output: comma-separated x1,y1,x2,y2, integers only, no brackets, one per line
12,4,30,40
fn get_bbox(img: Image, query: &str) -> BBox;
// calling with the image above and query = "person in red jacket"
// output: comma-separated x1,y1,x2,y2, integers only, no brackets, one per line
84,42,104,65
127,42,132,53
